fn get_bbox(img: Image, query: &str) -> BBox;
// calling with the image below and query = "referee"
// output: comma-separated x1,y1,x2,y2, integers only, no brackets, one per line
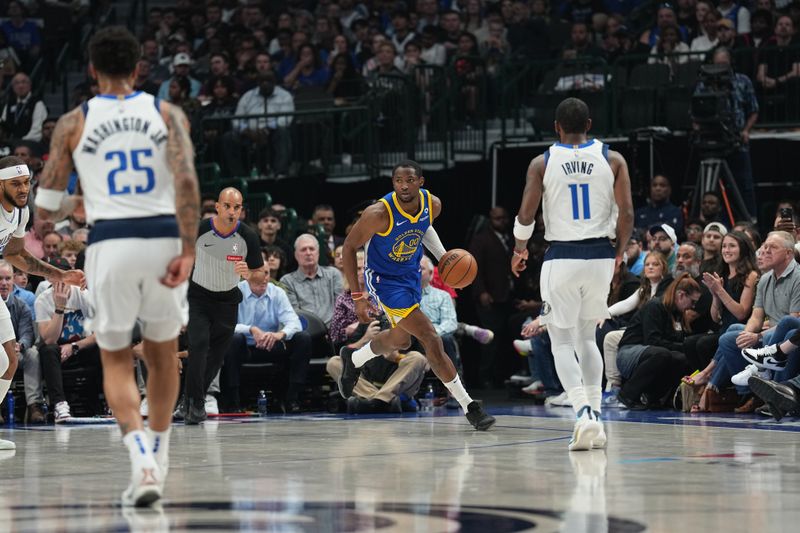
182,187,263,424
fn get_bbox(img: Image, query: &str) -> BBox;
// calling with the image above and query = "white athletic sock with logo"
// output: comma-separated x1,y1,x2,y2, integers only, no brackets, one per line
444,374,473,411
146,427,171,474
352,341,381,368
123,430,157,472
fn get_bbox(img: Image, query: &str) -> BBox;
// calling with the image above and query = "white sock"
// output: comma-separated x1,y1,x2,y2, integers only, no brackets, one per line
0,378,11,402
573,321,604,414
463,325,478,337
585,386,602,414
548,325,590,415
443,374,473,412
122,430,157,471
352,341,381,368
146,427,171,471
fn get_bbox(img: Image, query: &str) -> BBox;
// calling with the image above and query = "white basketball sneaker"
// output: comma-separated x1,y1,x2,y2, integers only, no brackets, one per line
122,463,162,507
592,410,607,449
0,439,15,450
568,406,602,452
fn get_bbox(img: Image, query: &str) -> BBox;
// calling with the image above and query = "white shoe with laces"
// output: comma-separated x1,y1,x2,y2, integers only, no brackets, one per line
0,439,15,450
592,411,607,449
545,391,572,407
741,344,788,371
513,339,532,356
568,406,602,452
522,380,544,395
54,401,71,423
732,364,772,387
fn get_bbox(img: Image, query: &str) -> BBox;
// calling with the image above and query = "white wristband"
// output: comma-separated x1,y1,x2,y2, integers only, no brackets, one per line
34,188,66,212
513,216,535,241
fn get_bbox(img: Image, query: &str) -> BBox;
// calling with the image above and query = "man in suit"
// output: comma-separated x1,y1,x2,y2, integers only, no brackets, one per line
312,204,344,266
469,206,514,387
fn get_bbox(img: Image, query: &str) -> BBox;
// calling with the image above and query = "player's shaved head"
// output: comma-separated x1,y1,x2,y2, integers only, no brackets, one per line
555,97,591,134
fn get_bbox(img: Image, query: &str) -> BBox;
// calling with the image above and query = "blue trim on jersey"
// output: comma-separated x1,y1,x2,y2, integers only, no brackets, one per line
154,97,160,113
602,143,609,161
544,238,615,261
543,150,550,169
555,140,594,149
96,91,143,100
80,101,89,117
210,218,240,238
89,215,178,244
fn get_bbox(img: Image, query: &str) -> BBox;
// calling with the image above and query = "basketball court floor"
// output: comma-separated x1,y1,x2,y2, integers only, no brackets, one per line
1,404,798,532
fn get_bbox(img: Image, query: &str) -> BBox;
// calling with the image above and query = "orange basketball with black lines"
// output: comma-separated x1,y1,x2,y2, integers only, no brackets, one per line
438,249,477,289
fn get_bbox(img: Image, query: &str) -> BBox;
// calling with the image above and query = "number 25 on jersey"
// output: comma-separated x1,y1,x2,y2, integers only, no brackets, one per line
106,149,155,195
568,183,591,220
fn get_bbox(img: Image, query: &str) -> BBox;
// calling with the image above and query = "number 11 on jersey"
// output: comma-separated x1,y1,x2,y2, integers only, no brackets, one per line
569,183,590,220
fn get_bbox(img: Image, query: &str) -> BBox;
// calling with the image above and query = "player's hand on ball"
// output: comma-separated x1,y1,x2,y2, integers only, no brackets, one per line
161,255,194,287
511,248,528,278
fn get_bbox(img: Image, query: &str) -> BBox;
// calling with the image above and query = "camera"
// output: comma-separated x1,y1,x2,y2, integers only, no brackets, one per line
691,64,740,155
780,207,794,220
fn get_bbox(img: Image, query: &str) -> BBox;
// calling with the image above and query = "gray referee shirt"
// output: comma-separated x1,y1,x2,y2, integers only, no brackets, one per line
189,218,264,303
280,266,344,327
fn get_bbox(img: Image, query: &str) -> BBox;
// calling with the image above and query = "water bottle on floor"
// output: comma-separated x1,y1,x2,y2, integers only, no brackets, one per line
6,392,14,426
420,384,435,412
257,390,268,417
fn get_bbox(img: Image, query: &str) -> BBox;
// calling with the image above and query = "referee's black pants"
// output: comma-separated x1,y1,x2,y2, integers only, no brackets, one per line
184,294,238,403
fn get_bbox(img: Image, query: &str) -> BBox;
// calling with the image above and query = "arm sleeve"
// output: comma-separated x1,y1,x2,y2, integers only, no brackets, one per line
242,225,265,269
17,302,34,349
422,225,446,260
609,291,640,317
276,290,302,340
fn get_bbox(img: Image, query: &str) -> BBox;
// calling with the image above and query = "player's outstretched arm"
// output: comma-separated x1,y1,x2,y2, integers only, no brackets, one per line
511,155,545,277
609,150,634,262
3,237,84,286
35,107,82,222
342,202,389,322
161,102,200,287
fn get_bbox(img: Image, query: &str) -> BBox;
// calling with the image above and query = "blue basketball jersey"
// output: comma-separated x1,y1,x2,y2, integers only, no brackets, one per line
365,189,432,278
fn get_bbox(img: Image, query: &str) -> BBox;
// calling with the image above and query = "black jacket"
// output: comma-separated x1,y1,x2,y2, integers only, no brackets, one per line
619,298,685,352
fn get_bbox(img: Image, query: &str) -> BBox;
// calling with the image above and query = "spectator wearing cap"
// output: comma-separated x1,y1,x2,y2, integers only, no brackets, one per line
222,71,294,178
0,72,47,141
649,223,679,273
157,52,201,101
635,174,684,236
701,222,727,274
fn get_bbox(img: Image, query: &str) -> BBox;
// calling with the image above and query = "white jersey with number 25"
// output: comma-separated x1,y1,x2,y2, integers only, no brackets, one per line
542,139,617,243
72,92,175,225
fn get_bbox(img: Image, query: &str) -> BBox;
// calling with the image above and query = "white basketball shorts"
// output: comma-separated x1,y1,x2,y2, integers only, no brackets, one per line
84,237,188,351
539,258,615,329
0,298,16,345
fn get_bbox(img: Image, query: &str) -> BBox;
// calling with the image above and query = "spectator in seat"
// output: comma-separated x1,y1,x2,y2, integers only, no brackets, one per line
197,75,238,158
11,266,35,317
133,58,160,96
41,230,63,262
221,270,311,414
157,52,201,102
691,8,721,58
635,175,684,236
416,0,440,32
390,11,416,52
757,16,800,113
685,219,705,245
639,3,690,48
0,73,47,141
649,223,679,273
709,18,755,77
675,241,703,277
626,231,646,275
24,217,54,261
0,260,43,423
281,233,344,328
326,54,364,104
313,204,344,265
750,9,774,48
327,250,428,413
282,43,330,91
718,0,751,35
699,191,728,227
0,1,41,67
700,222,726,273
199,52,239,101
563,21,605,59
420,25,447,66
257,208,295,271
616,274,701,409
37,275,100,422
648,24,690,71
222,71,294,179
419,256,460,373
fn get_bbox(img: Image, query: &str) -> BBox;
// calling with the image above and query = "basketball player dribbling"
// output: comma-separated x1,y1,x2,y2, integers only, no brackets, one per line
511,98,634,451
35,27,200,505
339,160,495,430
0,157,85,451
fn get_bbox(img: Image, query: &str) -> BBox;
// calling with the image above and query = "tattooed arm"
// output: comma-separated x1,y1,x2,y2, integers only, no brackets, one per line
36,107,83,222
2,236,84,286
160,101,200,287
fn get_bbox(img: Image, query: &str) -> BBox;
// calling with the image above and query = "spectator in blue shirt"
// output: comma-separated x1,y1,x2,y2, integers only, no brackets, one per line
419,256,460,373
0,1,41,67
11,266,35,318
221,270,312,413
635,174,684,236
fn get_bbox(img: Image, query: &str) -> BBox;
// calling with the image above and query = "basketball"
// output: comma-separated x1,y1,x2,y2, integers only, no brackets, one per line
438,249,478,289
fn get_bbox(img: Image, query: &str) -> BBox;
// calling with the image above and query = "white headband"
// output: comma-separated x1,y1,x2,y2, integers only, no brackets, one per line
0,165,30,181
